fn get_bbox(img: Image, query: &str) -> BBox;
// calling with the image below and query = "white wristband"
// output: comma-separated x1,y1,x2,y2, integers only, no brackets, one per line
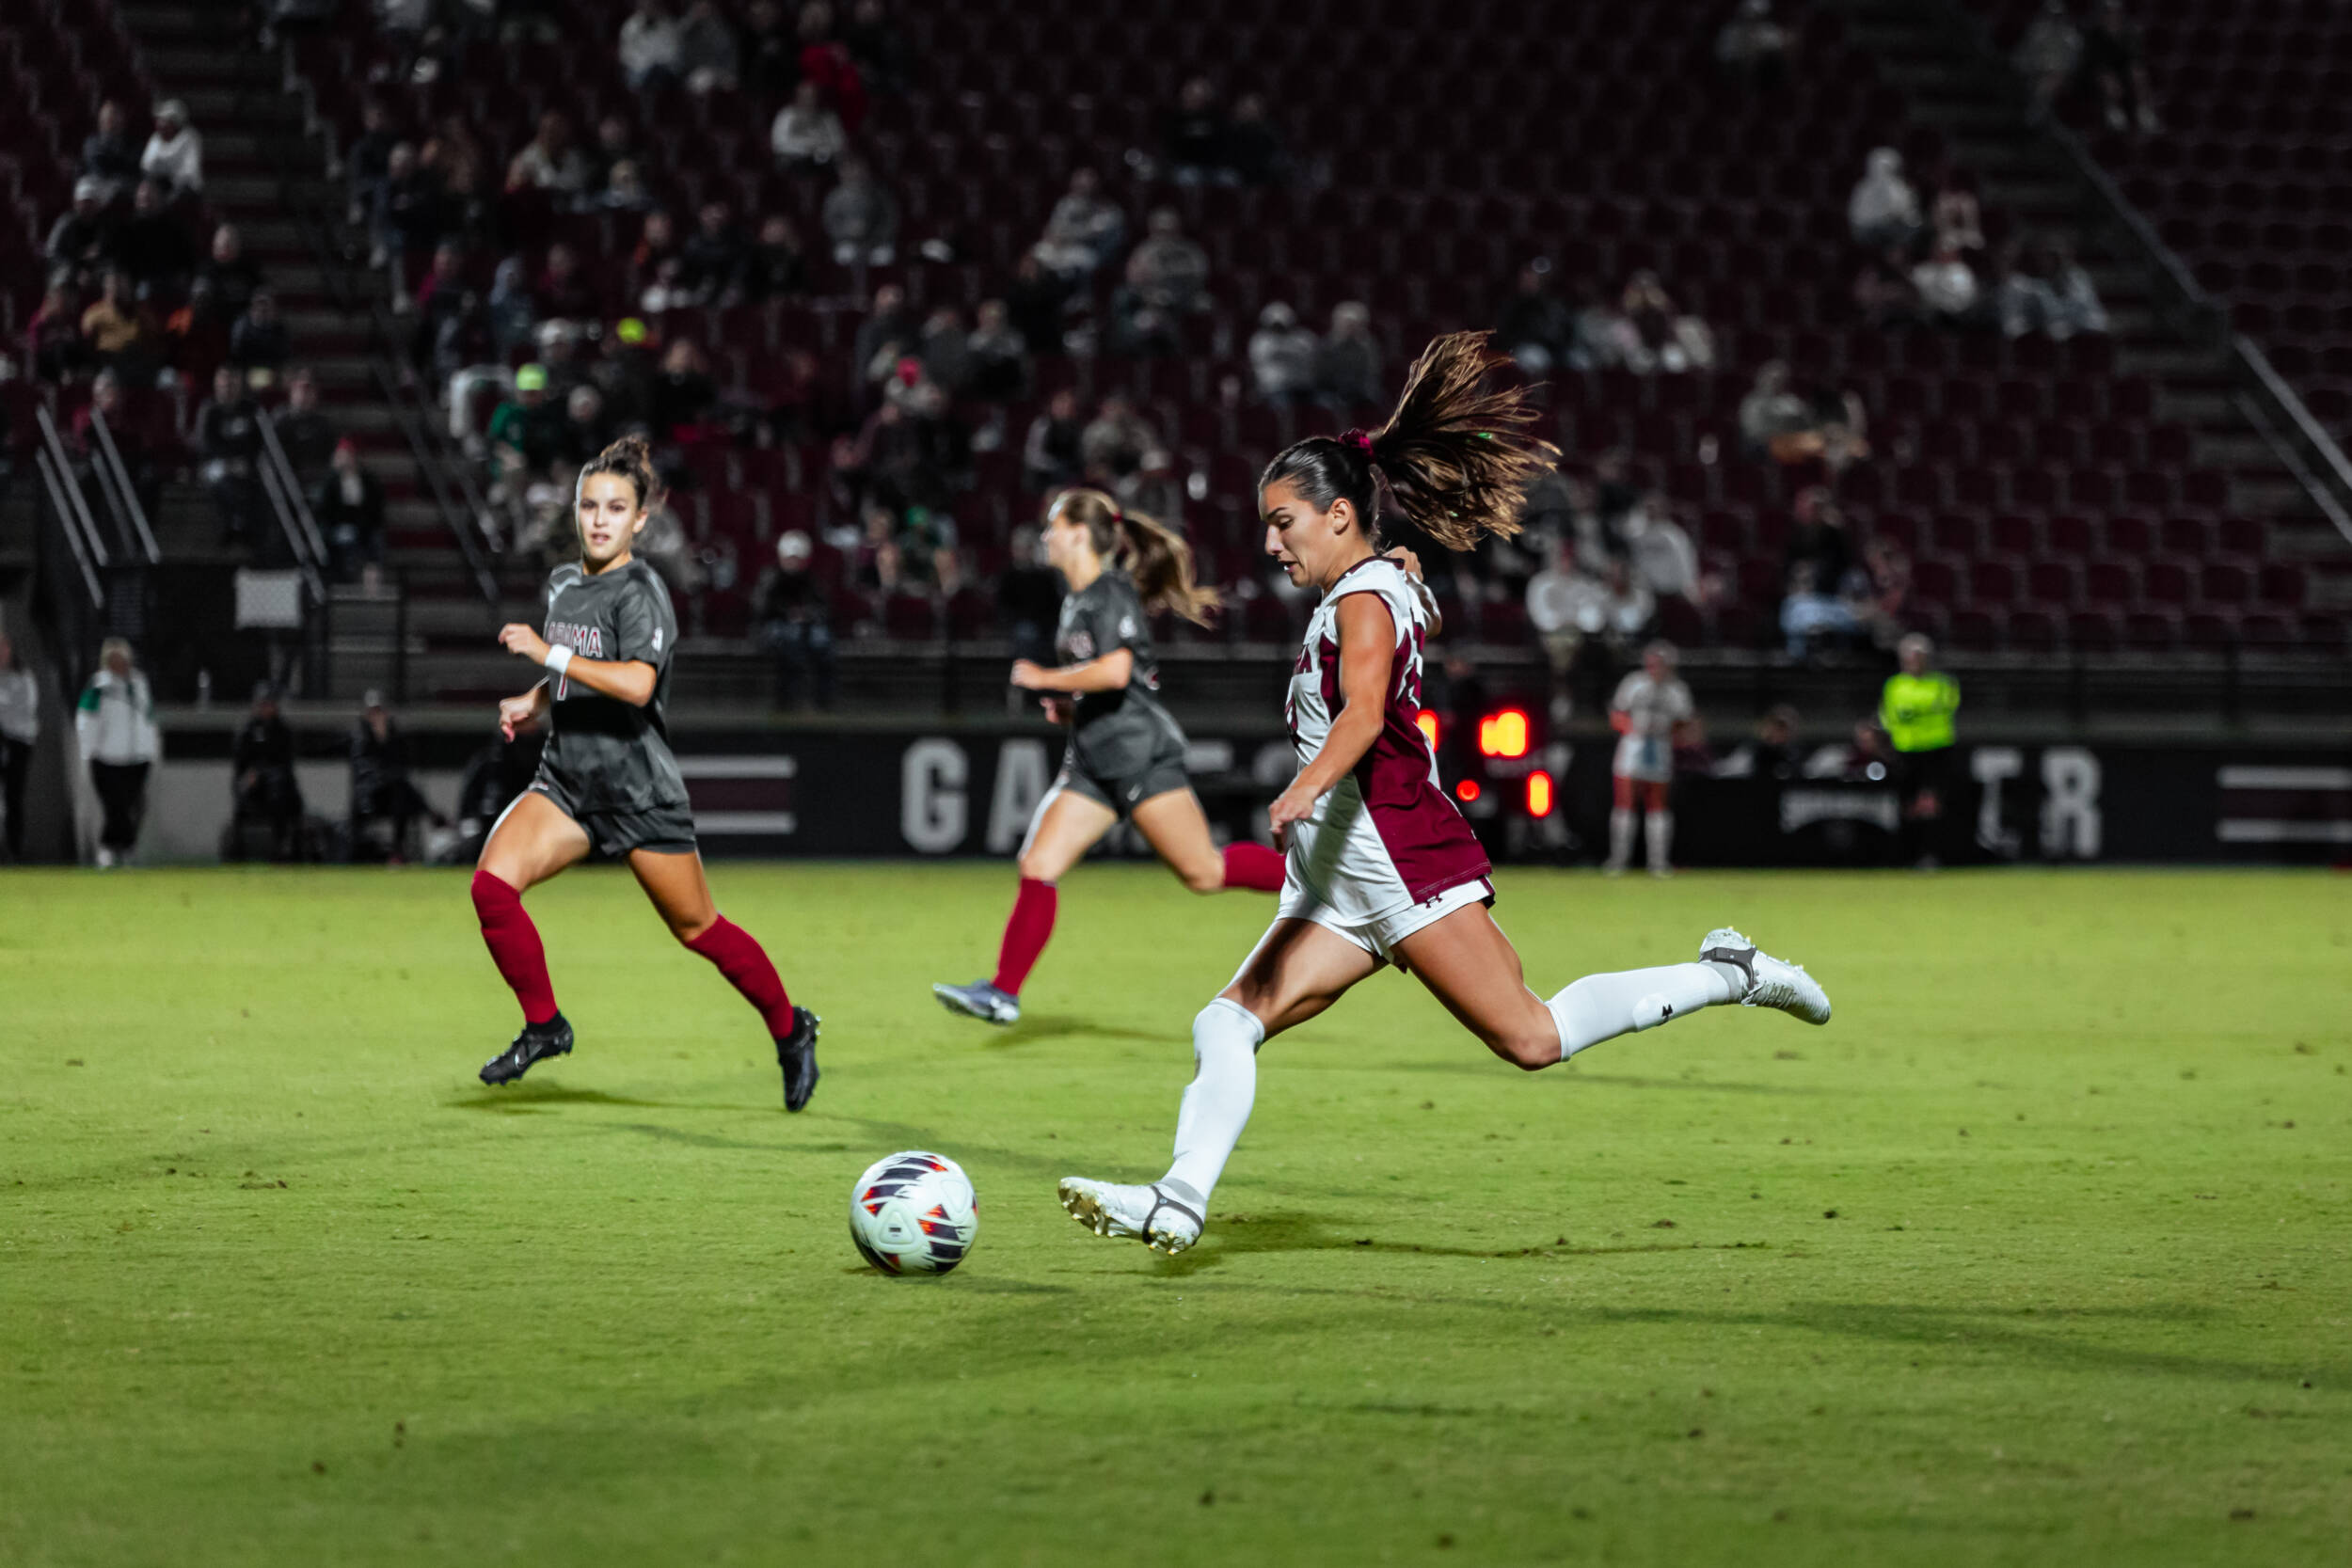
544,645,573,678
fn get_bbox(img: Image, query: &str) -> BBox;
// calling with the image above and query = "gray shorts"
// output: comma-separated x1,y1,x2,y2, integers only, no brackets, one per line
1057,717,1191,817
527,768,697,859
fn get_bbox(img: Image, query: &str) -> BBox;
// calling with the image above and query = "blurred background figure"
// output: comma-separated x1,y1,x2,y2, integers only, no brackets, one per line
1881,634,1962,869
75,639,157,868
229,683,304,862
1605,641,1696,878
349,691,442,863
0,634,38,862
755,531,838,710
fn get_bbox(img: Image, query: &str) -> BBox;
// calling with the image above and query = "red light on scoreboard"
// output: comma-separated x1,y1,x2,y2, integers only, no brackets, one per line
1454,778,1482,803
1477,708,1530,759
1526,769,1554,817
1415,709,1440,750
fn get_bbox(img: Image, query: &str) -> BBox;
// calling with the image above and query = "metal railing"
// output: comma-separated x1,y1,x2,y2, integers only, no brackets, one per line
257,411,330,599
84,406,162,565
33,404,121,567
31,446,105,610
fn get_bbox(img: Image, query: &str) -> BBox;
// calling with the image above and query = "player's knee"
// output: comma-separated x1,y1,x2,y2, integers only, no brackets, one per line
671,911,717,945
1494,1026,1560,1071
1014,849,1057,882
1176,859,1223,895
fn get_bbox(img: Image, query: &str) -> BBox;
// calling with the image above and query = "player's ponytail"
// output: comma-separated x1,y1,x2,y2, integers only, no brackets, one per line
578,432,665,513
1052,487,1220,627
1257,329,1558,551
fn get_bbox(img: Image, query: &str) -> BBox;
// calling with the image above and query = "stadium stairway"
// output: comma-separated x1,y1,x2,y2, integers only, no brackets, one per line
1840,0,2352,624
114,2,491,703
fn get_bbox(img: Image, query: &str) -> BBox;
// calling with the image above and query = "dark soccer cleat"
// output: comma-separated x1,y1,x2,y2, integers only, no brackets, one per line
480,1013,574,1085
776,1006,821,1112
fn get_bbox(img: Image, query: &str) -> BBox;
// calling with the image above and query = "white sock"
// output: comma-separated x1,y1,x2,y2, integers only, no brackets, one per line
1546,962,1740,1058
1160,998,1263,1212
1646,810,1673,871
1607,808,1635,868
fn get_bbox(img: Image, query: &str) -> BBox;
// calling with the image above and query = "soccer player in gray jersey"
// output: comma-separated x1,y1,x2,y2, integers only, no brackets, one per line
468,436,819,1107
932,488,1288,1026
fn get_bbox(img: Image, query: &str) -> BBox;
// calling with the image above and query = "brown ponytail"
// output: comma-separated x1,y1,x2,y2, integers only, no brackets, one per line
577,432,665,513
1051,487,1220,627
1257,330,1559,551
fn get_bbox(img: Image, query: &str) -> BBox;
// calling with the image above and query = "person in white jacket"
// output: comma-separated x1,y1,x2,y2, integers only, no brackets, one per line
140,100,204,198
0,633,39,862
75,638,159,866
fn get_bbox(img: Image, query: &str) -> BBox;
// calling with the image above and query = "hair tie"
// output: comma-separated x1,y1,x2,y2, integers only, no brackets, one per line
1339,429,1375,461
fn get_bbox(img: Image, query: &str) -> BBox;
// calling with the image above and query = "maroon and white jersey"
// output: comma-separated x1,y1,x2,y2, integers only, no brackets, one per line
1282,556,1492,922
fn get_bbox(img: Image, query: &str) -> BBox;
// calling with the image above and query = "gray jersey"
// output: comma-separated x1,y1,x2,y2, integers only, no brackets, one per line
537,559,687,812
1056,567,1166,732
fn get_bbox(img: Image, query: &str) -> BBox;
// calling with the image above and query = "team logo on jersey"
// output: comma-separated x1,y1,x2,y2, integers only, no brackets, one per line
1067,630,1096,659
545,622,606,657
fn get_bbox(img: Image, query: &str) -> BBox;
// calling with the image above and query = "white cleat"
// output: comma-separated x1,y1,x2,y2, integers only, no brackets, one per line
1701,927,1831,1025
932,979,1021,1025
1057,1177,1202,1255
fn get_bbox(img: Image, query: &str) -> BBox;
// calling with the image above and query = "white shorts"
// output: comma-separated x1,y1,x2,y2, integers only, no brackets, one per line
1613,733,1673,784
1275,876,1495,966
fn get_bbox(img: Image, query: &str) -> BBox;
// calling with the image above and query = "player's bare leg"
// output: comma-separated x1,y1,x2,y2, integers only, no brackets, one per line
631,847,820,1110
1061,919,1377,1252
934,786,1116,1025
1130,786,1286,895
472,791,591,1085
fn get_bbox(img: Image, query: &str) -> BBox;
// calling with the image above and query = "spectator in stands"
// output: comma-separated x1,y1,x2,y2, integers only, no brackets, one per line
1784,485,1851,590
72,371,159,517
591,159,651,215
230,291,292,375
1079,393,1160,483
581,114,636,191
755,531,838,709
1739,361,1808,457
822,158,899,267
1005,250,1072,358
628,210,686,309
505,112,590,198
2081,0,2157,133
26,286,85,384
1847,148,1920,251
1164,76,1233,186
0,634,33,863
554,385,614,468
1780,561,1864,658
274,368,336,477
796,2,870,134
1495,260,1575,374
1715,0,1792,89
844,0,909,99
1853,537,1912,647
424,115,491,243
312,438,385,581
852,282,918,385
230,684,303,860
771,82,848,172
1225,94,1287,186
967,299,1029,402
195,223,264,326
1997,239,2107,339
1248,302,1318,405
1714,705,1803,780
2013,1,2083,121
1618,271,1714,373
1116,209,1209,356
81,271,158,379
997,523,1060,666
1312,300,1382,411
1525,537,1610,699
197,365,266,545
619,0,686,91
82,101,143,201
76,638,157,867
738,214,808,301
918,308,973,395
487,363,562,492
1023,388,1086,492
742,0,796,96
47,179,116,291
113,179,195,298
1930,168,1985,258
140,100,204,198
478,257,534,357
410,241,467,333
648,340,719,440
1853,244,1925,329
1032,169,1126,279
372,144,443,280
1910,238,1982,325
1622,495,1701,604
677,201,749,305
350,693,440,862
1739,359,1872,471
678,0,740,93
536,242,598,322
345,99,400,225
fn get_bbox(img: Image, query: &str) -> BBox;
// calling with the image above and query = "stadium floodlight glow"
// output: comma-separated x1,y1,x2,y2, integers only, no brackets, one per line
1454,778,1482,803
1415,709,1440,750
1525,769,1554,817
1477,708,1530,758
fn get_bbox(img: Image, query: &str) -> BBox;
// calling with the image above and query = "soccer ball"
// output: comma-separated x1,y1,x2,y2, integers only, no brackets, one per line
849,1150,978,1275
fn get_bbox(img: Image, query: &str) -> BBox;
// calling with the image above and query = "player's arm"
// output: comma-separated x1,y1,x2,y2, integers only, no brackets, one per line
497,623,659,707
1267,594,1392,846
1009,648,1134,693
497,680,551,740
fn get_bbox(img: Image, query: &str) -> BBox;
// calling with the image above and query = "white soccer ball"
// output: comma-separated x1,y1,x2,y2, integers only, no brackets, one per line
849,1150,978,1275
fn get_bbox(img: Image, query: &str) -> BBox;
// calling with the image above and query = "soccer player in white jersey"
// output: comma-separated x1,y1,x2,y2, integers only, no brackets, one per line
1058,333,1832,1255
1605,640,1697,877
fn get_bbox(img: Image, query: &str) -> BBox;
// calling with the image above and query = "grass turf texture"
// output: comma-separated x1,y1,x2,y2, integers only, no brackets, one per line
2,865,2347,1566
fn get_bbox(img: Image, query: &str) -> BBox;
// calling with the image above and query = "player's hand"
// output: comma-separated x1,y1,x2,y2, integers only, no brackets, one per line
498,693,541,741
1040,695,1073,725
498,623,550,664
1009,658,1052,690
1383,546,1424,581
1266,779,1319,848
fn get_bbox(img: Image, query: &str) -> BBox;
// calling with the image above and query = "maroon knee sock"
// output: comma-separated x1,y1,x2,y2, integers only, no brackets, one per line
1220,841,1287,893
991,877,1057,996
686,916,797,1037
471,869,558,1025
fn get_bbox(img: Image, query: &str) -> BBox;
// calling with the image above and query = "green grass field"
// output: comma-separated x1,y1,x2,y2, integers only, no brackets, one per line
3,864,2347,1566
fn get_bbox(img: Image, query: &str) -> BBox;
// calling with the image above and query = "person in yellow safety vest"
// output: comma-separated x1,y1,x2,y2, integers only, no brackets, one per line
1880,632,1960,868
